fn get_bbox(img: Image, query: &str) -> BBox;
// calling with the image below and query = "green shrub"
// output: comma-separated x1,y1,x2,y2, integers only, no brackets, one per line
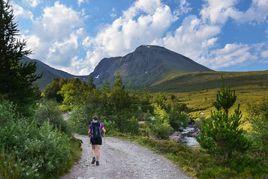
248,100,268,175
198,107,250,162
150,105,173,139
0,99,17,126
34,100,70,134
0,120,72,178
68,107,89,135
0,151,22,179
169,111,189,130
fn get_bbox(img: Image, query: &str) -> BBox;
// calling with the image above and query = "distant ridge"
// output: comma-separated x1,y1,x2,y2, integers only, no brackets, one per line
22,56,87,89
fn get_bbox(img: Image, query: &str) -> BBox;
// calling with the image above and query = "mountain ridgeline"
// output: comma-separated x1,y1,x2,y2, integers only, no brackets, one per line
90,45,212,87
22,56,87,89
23,45,268,91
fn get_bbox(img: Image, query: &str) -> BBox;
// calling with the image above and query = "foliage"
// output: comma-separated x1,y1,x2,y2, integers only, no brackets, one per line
42,78,68,103
0,99,17,126
0,0,40,114
68,107,89,135
248,100,268,173
0,119,73,178
198,107,250,162
87,76,96,90
214,86,236,114
153,93,189,130
34,100,70,134
0,100,81,178
169,111,189,130
198,86,250,163
58,78,90,111
150,105,173,139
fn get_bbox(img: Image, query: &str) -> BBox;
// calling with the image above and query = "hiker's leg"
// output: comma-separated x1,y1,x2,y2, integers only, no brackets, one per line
92,145,96,158
95,145,100,161
91,145,96,164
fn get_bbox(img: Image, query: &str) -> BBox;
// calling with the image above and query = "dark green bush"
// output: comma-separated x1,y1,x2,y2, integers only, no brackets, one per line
248,100,268,175
34,100,70,134
0,120,72,178
0,99,17,125
68,106,89,135
169,111,189,130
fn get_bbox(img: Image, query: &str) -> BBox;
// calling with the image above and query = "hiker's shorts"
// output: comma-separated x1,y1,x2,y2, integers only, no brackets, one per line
90,137,102,145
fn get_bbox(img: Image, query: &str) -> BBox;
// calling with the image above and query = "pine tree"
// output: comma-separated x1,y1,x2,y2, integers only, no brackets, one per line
213,85,236,115
87,76,96,90
198,85,250,162
0,0,39,112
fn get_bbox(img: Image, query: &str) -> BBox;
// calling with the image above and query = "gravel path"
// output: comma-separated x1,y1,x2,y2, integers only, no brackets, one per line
62,134,190,179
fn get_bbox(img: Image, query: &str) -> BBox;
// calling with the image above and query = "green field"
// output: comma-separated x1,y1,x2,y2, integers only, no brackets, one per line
149,71,268,129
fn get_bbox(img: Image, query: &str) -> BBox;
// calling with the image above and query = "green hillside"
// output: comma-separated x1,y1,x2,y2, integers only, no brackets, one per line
150,71,268,92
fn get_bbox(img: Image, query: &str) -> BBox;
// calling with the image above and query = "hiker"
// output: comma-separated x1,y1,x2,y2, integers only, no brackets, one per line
88,115,106,166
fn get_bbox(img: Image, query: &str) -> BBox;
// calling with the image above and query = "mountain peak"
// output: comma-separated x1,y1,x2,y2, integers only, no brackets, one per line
135,45,166,52
91,45,212,87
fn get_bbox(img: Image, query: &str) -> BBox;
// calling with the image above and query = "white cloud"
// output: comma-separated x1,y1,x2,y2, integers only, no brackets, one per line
24,2,85,72
11,2,33,20
83,0,176,70
238,0,268,23
78,0,87,6
261,50,268,58
26,0,40,7
156,16,220,62
175,0,192,16
200,0,268,24
110,8,117,18
82,36,92,48
204,43,262,69
201,0,241,25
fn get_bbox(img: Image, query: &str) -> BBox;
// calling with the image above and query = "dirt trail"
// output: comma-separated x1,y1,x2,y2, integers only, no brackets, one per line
62,134,190,179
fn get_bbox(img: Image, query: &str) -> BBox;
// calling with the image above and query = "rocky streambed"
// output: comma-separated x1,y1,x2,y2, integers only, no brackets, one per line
169,122,200,147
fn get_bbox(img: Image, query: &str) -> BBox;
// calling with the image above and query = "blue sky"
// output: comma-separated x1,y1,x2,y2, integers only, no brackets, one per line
12,0,268,75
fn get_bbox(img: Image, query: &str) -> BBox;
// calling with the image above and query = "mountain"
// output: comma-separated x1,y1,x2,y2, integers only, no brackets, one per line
22,56,87,89
90,45,212,87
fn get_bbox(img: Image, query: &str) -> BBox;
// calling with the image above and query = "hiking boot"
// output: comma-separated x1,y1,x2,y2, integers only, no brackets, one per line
96,161,100,166
91,157,96,164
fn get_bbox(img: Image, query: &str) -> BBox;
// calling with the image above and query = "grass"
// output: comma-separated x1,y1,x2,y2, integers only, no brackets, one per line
150,71,268,92
113,133,266,179
173,86,268,130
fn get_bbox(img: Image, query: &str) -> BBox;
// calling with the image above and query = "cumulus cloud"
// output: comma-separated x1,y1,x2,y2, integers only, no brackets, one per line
238,0,268,23
26,0,40,7
84,0,176,69
11,2,33,20
204,43,268,69
175,0,192,16
155,16,220,62
201,0,268,24
23,2,86,74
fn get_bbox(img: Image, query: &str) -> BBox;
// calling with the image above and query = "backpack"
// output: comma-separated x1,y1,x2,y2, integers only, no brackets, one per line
91,122,101,138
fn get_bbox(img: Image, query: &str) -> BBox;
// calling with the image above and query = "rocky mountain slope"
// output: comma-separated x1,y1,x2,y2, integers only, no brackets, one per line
90,45,212,87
